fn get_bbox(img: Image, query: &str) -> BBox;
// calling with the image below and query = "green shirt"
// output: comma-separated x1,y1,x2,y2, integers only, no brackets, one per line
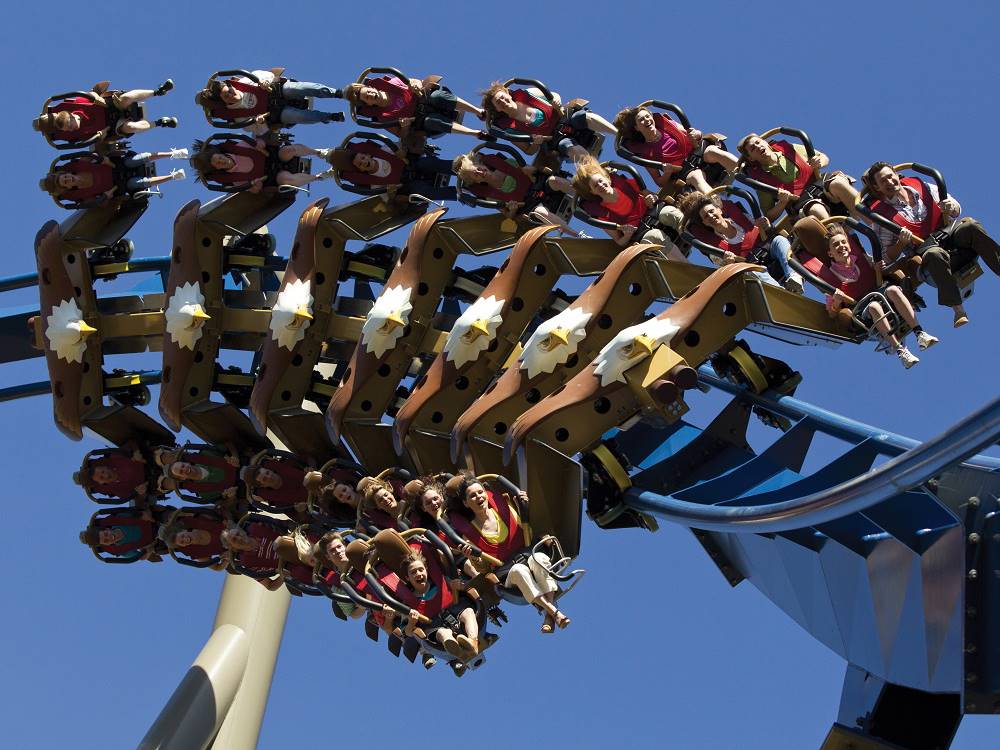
756,143,808,215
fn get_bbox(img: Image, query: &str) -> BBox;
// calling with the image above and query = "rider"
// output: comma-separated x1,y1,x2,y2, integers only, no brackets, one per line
41,150,187,206
572,156,687,258
452,150,575,233
74,446,151,502
817,222,937,368
396,546,481,660
481,80,616,159
677,191,804,293
190,137,334,192
79,507,162,562
736,133,860,223
861,161,1000,328
35,79,177,145
448,474,570,633
196,68,344,134
357,476,408,532
345,72,486,141
327,140,456,201
157,510,232,569
163,446,241,503
614,105,737,192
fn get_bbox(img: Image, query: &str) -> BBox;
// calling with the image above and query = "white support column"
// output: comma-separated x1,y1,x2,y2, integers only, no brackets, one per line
139,574,290,750
209,574,290,750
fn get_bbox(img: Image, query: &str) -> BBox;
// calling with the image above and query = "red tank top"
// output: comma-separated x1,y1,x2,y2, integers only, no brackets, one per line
581,174,647,227
449,490,527,562
358,76,418,122
51,97,108,141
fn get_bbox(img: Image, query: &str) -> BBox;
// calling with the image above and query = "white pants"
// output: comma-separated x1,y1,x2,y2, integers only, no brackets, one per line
504,552,558,603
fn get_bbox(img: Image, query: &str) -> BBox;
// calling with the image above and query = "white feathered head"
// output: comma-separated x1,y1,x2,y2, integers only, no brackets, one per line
361,285,413,358
270,279,314,351
164,282,210,351
518,306,592,379
45,298,96,364
443,295,505,369
593,316,679,387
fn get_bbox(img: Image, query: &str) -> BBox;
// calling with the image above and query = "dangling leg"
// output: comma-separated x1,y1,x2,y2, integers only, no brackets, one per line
118,120,152,134
685,168,713,194
703,144,739,172
583,111,617,135
885,285,937,350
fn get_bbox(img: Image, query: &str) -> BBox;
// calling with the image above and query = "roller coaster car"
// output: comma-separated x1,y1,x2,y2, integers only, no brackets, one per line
614,100,728,189
199,69,310,130
305,457,364,527
393,224,598,472
41,149,155,211
161,506,230,569
34,221,176,444
362,527,498,674
242,449,311,515
80,506,165,564
485,78,603,158
164,443,242,505
159,199,281,446
247,195,430,456
325,207,527,467
195,133,312,194
73,446,152,504
35,85,145,150
857,162,982,298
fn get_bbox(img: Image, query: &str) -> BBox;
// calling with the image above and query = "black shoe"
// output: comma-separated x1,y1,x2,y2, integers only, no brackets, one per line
476,130,497,142
154,79,174,97
154,117,178,128
325,112,345,123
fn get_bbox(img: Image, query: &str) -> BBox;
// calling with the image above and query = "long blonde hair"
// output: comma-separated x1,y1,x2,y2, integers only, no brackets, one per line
571,155,610,201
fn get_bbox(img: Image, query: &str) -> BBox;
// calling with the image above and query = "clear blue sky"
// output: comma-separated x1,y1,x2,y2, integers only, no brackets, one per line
2,2,999,748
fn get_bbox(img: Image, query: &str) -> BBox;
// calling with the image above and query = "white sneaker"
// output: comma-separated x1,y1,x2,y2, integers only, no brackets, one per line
316,148,333,160
783,271,804,295
317,168,337,181
169,148,189,160
916,331,938,351
170,168,186,181
897,346,919,369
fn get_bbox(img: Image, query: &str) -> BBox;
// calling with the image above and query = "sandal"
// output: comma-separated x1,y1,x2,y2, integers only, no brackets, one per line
456,635,479,659
555,612,571,630
541,614,555,634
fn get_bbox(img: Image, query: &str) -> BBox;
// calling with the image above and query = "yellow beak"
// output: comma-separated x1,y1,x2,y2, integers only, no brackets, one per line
294,305,314,322
465,318,492,341
627,334,656,359
546,327,570,348
191,307,211,321
77,321,97,337
382,312,405,332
